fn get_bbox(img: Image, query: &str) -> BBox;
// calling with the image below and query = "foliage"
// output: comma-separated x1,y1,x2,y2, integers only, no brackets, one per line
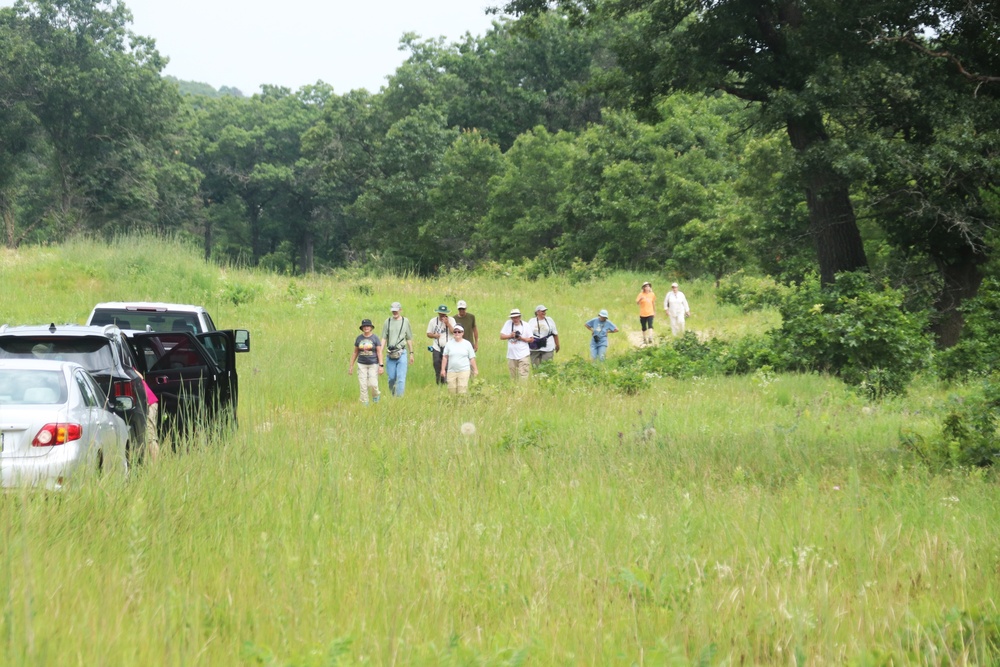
901,378,1000,470
937,277,1000,380
538,356,649,395
716,271,792,312
771,272,932,398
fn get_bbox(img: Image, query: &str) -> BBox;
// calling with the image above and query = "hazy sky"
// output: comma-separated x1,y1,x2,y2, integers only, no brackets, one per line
4,0,500,95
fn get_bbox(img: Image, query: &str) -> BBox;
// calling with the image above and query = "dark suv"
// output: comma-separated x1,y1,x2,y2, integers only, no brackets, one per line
0,324,243,446
0,324,149,456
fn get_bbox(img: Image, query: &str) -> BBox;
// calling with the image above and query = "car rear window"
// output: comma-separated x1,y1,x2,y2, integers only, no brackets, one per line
0,369,68,405
0,338,117,374
90,309,200,333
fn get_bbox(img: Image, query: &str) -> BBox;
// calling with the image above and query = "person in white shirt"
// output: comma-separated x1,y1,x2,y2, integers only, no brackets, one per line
500,308,531,380
440,325,478,394
526,304,560,368
426,305,457,385
664,282,692,336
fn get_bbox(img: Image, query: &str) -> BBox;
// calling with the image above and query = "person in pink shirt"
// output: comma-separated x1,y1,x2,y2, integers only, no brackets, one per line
141,376,160,462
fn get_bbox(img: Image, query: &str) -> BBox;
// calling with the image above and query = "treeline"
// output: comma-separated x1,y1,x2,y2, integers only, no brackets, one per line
1,0,999,345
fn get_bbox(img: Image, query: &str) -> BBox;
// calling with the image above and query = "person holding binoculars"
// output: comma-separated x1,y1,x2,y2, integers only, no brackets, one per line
500,308,532,381
585,309,619,362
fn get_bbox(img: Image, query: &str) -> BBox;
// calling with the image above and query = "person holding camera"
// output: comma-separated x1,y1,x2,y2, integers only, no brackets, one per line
381,302,414,397
427,305,457,385
585,309,619,361
441,325,478,394
526,304,559,368
500,308,531,380
348,319,384,405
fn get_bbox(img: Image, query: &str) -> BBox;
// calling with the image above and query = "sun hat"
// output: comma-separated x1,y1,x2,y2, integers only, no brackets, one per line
435,304,450,314
453,325,465,333
642,281,651,288
535,304,547,312
359,319,374,330
598,309,609,318
390,302,401,311
509,308,521,317
457,300,467,309
671,282,679,287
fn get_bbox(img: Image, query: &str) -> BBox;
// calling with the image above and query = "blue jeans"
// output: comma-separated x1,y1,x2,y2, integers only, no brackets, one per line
590,341,608,361
386,351,409,396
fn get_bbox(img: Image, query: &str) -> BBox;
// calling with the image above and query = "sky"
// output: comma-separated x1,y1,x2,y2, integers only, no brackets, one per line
4,0,500,95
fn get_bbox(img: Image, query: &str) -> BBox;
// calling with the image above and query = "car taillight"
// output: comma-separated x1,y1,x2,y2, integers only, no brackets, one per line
32,423,82,447
113,380,135,399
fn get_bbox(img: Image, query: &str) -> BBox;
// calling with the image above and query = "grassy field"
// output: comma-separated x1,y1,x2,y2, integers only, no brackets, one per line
1,236,998,666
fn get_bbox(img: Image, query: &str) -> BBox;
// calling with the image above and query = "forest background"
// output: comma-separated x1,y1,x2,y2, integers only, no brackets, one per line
0,0,998,351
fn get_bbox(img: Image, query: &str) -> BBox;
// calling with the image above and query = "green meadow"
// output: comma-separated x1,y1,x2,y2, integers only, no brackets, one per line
1,237,998,666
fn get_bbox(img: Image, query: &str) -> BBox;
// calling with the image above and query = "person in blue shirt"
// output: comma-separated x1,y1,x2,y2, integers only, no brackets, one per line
585,309,619,361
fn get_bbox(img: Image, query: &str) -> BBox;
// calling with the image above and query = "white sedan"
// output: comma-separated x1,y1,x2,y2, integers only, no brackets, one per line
0,360,130,489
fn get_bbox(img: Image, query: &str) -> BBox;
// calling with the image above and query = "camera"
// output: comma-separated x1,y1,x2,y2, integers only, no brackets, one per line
512,331,521,339
593,335,600,343
388,345,398,352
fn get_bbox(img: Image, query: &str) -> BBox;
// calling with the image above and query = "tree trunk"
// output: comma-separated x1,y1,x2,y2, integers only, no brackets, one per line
785,114,868,285
300,233,315,274
1,192,14,249
932,252,985,348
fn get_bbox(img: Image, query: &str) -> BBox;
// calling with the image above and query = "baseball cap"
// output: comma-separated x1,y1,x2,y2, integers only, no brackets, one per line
453,325,465,333
390,302,401,311
457,300,467,309
671,282,679,287
535,304,547,312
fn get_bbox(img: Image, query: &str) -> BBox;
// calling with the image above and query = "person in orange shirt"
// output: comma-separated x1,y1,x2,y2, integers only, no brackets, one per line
635,281,656,345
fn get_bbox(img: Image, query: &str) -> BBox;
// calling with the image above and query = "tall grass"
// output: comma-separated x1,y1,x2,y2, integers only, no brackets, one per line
1,237,998,665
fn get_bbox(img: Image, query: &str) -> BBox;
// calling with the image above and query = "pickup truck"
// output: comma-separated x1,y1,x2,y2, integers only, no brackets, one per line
86,302,250,352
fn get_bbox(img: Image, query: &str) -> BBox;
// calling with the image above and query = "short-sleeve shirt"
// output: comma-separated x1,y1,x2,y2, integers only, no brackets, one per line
427,316,457,351
381,316,413,349
442,339,476,372
354,334,381,364
454,312,477,336
526,316,558,353
500,319,531,360
585,318,617,344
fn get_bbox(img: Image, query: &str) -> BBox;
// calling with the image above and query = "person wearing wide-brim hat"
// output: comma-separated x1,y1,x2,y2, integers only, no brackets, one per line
500,308,531,380
585,309,619,362
426,305,457,386
636,281,657,346
348,318,383,405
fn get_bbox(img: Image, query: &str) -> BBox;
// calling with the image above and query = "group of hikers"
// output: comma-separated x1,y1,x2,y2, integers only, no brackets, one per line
346,282,692,404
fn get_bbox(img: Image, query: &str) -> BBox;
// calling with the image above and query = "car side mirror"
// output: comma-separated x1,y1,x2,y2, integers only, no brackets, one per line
235,329,250,353
113,396,135,411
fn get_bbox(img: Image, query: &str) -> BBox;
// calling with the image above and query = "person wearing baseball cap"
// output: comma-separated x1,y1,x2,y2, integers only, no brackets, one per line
527,304,560,368
500,308,531,380
454,300,479,351
348,318,383,405
585,309,619,362
426,305,457,385
636,281,656,346
664,282,692,337
381,302,414,397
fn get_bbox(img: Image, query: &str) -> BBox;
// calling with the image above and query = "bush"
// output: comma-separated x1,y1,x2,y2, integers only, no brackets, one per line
539,357,650,395
901,378,1000,470
716,271,790,312
770,272,931,399
937,277,1000,380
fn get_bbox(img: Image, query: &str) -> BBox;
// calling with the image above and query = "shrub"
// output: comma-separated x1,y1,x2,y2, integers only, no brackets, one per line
540,357,650,395
770,272,932,398
716,271,790,312
900,378,1000,470
937,277,1000,380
